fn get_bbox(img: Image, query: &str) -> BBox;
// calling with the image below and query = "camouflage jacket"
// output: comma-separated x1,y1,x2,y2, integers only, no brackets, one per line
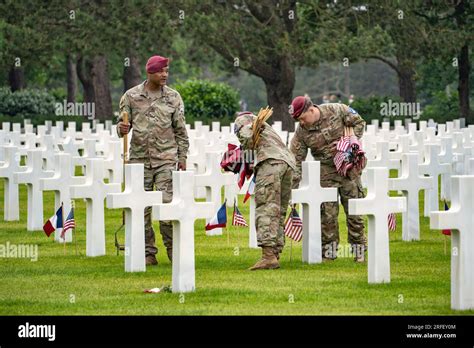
117,81,189,167
290,103,366,187
235,114,296,171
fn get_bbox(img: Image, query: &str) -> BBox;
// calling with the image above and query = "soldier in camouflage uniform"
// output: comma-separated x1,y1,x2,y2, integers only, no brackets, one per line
289,95,367,262
116,55,189,266
234,112,296,270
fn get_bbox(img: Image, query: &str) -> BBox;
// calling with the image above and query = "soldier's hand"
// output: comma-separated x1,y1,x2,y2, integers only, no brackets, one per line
178,161,186,171
118,122,131,136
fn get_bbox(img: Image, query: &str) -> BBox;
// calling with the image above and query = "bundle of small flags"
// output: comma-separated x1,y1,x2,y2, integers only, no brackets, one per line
284,207,303,242
232,204,248,227
220,143,253,189
334,126,366,177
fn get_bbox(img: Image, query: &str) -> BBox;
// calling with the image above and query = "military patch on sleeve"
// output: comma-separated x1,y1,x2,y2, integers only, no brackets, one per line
348,107,357,114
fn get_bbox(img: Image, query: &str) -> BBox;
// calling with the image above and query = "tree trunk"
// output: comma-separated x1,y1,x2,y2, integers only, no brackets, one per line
76,55,113,121
90,55,113,121
458,44,470,123
397,62,417,103
262,58,295,132
66,54,77,103
76,55,95,104
8,65,26,91
123,52,142,92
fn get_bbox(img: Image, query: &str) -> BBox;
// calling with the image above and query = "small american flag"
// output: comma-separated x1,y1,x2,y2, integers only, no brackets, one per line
284,207,303,242
232,204,248,227
61,208,75,239
388,212,396,231
336,135,351,152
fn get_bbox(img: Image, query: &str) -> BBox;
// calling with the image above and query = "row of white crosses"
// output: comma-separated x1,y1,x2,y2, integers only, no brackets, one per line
0,121,123,242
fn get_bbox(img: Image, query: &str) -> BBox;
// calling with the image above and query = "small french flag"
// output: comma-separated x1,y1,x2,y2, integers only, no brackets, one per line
243,175,255,203
205,202,227,231
43,205,63,237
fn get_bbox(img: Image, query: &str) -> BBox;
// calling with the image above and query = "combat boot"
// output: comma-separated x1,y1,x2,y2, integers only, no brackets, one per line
249,247,280,270
273,247,280,260
167,248,173,263
146,255,158,266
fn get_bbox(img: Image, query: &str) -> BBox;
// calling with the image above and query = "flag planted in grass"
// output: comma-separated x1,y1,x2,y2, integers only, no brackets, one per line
61,208,75,239
284,207,303,242
43,206,63,237
232,204,248,227
205,202,227,231
388,213,396,231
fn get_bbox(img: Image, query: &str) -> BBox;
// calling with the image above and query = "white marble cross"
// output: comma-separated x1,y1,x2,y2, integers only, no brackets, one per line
0,145,25,220
419,144,451,217
39,135,56,171
153,170,214,293
106,164,162,272
389,153,433,241
195,151,235,236
40,153,85,243
13,149,54,231
103,140,123,184
431,175,474,310
349,167,406,283
439,137,454,201
292,161,338,264
70,158,121,256
366,141,400,171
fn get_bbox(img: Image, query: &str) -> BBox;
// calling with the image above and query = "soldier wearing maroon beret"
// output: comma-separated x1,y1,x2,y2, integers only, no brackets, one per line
289,95,367,262
116,55,189,266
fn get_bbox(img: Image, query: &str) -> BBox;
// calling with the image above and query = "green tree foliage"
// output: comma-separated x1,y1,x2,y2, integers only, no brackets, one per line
174,80,240,125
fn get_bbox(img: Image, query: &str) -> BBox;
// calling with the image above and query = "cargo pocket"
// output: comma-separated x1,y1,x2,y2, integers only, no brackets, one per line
255,173,274,206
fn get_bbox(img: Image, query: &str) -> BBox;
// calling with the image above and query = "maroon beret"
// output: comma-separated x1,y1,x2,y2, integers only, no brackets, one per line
146,55,169,74
290,96,306,119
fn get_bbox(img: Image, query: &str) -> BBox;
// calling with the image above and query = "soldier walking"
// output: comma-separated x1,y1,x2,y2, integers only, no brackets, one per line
116,55,189,266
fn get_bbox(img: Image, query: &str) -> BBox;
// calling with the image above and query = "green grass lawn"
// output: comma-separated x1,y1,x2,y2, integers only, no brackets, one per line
0,171,473,316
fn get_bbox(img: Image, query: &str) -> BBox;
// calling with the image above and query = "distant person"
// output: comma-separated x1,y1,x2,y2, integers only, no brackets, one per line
349,94,355,105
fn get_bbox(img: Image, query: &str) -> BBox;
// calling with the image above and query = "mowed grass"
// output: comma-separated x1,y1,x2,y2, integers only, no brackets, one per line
0,169,473,316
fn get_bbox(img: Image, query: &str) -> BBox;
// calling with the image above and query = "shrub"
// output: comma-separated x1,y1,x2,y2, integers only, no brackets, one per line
173,80,240,125
0,87,56,118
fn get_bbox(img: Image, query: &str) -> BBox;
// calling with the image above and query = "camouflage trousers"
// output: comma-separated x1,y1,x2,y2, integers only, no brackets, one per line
143,162,174,257
255,159,293,250
320,164,366,258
